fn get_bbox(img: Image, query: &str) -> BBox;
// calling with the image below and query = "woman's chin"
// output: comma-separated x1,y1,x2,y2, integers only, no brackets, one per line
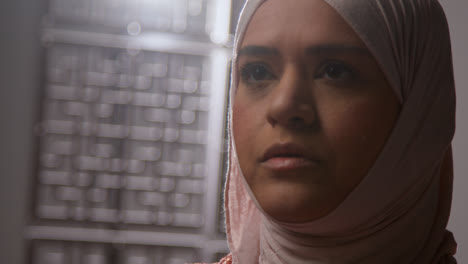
253,184,339,223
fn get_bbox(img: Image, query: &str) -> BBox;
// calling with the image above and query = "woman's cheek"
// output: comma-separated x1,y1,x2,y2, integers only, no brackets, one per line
324,99,393,170
232,98,249,147
232,95,259,175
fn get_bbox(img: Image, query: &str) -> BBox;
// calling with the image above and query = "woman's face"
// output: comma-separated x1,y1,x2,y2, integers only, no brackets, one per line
232,0,400,222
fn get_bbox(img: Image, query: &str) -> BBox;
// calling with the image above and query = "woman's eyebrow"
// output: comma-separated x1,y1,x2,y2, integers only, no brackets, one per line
236,44,371,60
237,45,280,57
305,44,371,56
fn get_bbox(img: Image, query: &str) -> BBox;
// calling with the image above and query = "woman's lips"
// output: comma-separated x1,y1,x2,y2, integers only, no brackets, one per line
260,143,319,170
262,156,318,170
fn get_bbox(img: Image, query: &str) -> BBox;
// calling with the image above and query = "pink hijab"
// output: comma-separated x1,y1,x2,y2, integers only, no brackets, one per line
224,0,457,263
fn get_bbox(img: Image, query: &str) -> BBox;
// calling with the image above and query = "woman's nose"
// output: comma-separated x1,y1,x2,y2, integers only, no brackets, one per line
266,66,317,130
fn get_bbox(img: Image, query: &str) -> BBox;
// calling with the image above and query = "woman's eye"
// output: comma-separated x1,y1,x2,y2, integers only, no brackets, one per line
317,62,355,82
240,63,275,83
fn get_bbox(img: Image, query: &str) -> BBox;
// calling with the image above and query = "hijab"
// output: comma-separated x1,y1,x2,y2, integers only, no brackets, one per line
224,0,457,263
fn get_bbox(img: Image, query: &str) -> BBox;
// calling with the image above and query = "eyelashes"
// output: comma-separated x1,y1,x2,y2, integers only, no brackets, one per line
315,61,357,83
239,60,358,88
240,63,276,84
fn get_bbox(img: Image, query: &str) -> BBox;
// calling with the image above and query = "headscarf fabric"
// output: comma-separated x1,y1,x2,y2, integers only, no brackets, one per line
225,0,457,263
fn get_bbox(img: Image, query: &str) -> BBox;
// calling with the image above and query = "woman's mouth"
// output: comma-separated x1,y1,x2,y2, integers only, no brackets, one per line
260,143,319,170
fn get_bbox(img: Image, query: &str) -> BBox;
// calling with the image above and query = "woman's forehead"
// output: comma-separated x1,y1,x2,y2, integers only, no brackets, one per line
240,0,366,51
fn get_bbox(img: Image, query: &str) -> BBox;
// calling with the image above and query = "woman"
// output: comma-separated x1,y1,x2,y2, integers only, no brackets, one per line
209,0,457,263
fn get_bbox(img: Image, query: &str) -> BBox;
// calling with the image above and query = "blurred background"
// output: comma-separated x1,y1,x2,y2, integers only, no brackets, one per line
0,0,466,263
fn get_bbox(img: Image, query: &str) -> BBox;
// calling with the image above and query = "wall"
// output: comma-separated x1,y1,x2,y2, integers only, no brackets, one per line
0,0,42,263
441,0,468,262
